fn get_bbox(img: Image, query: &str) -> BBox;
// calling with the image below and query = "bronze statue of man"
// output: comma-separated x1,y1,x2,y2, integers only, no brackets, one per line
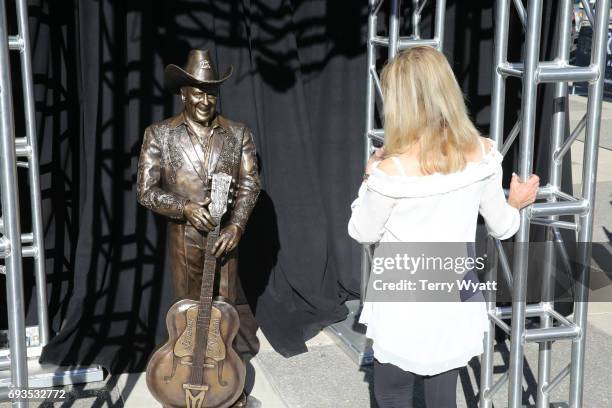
138,50,259,406
137,49,260,304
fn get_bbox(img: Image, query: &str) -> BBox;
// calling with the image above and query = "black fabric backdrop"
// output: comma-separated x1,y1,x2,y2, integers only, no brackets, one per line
0,1,571,373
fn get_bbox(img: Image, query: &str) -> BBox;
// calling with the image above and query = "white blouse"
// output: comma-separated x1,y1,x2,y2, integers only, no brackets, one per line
348,138,520,375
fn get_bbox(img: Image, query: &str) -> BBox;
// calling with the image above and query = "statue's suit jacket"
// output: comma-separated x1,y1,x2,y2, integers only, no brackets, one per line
137,112,261,300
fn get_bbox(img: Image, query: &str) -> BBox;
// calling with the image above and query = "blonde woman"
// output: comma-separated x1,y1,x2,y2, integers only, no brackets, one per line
348,47,539,407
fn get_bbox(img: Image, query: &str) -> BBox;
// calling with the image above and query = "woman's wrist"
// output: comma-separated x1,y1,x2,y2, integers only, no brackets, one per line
507,197,520,210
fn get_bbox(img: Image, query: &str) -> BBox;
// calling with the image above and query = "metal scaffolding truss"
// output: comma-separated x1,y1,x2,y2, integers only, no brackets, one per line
362,0,447,298
481,0,609,407
365,0,446,145
0,0,46,405
358,0,607,406
0,0,103,405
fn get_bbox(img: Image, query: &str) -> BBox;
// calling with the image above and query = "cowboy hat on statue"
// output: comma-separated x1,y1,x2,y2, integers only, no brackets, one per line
165,49,234,95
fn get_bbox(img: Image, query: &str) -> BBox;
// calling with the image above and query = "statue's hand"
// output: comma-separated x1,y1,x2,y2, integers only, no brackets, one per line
213,224,242,257
184,198,216,232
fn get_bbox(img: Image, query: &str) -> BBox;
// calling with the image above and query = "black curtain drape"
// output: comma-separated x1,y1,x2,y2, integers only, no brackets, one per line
0,0,569,373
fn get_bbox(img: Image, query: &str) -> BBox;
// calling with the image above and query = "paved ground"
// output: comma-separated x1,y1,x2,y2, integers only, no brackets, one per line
570,92,612,151
3,94,611,407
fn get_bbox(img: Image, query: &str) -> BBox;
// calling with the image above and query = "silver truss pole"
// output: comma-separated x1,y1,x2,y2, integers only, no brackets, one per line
433,0,445,51
537,2,573,407
14,0,49,346
570,0,610,405
0,0,28,406
362,0,379,302
489,0,510,153
412,0,421,38
389,0,400,58
479,236,499,408
480,1,511,404
508,2,543,405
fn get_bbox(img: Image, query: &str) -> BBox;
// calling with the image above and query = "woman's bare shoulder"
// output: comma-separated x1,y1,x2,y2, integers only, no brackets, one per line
377,157,402,176
378,154,423,177
480,136,494,154
465,136,494,162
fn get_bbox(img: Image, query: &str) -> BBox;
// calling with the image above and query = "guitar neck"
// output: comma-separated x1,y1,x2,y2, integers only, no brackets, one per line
198,224,221,324
189,172,232,386
189,218,222,385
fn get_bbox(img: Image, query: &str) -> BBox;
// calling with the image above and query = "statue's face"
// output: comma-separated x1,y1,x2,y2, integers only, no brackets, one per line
181,86,217,125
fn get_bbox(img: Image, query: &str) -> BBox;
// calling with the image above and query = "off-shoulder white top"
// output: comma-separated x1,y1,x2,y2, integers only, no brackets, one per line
348,138,520,375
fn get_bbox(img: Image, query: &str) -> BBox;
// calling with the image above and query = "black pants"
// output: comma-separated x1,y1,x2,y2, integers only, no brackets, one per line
373,359,459,408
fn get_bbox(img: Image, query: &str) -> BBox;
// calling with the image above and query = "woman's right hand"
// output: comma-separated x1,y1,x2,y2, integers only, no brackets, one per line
508,173,540,209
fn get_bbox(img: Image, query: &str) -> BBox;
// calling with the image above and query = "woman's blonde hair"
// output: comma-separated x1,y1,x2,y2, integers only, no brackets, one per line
381,46,481,174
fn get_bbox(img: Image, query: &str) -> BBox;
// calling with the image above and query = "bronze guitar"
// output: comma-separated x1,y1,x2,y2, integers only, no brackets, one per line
146,173,246,408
